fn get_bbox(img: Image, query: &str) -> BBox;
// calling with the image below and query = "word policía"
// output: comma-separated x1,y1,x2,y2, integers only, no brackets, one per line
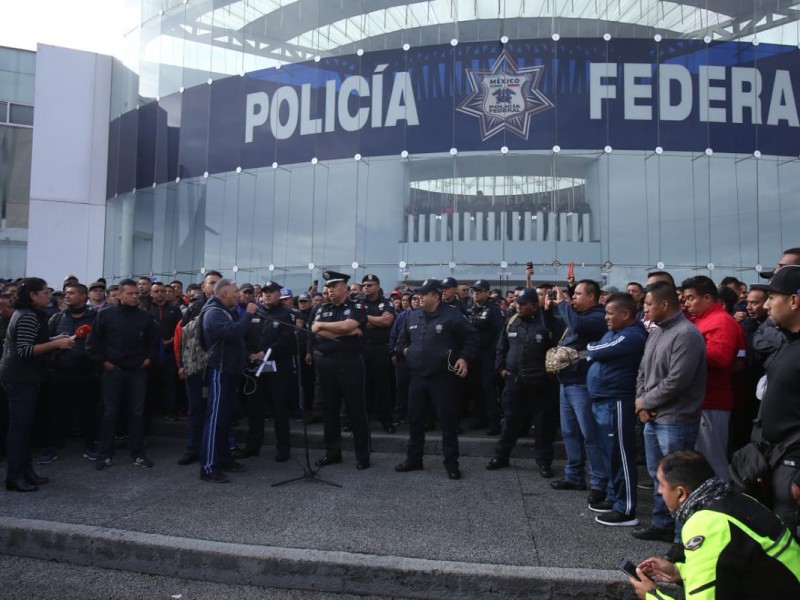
245,64,419,143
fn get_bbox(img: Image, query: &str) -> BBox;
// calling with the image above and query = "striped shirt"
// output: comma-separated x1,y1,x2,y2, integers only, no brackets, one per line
12,311,42,359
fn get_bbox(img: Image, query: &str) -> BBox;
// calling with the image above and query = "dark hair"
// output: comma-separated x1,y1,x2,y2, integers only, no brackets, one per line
576,279,601,302
170,280,183,287
106,285,119,294
658,450,715,492
204,270,223,282
137,276,152,282
535,282,554,290
720,276,741,287
14,277,48,310
717,286,737,314
65,283,88,296
605,292,638,317
646,281,680,307
647,270,675,286
118,278,137,289
151,281,166,288
682,276,719,300
626,282,644,293
783,247,800,257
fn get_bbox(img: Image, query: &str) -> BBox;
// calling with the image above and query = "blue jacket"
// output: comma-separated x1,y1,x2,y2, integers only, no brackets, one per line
554,302,607,385
586,320,647,400
201,296,253,375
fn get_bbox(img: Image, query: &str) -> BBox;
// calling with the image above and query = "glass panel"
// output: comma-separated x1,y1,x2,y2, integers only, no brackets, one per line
8,103,33,126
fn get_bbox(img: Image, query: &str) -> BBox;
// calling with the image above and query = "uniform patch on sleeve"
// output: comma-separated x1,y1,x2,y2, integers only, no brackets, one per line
685,535,704,550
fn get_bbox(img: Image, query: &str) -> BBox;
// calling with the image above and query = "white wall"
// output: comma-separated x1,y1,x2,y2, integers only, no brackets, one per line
26,44,111,286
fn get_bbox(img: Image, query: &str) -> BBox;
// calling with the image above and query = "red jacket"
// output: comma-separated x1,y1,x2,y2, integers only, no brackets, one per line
694,302,747,410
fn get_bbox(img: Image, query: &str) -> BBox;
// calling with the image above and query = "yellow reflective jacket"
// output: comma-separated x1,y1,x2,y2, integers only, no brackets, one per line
647,493,800,599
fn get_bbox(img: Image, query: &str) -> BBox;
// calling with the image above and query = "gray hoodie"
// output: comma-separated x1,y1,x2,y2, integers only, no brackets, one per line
636,310,706,424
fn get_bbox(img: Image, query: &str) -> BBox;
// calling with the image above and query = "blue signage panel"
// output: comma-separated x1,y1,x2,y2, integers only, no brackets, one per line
109,39,800,195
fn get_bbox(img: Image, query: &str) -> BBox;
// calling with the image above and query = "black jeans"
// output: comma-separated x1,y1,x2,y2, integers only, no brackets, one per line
407,371,461,468
2,382,39,480
244,356,292,453
98,369,147,459
495,374,555,464
316,353,370,463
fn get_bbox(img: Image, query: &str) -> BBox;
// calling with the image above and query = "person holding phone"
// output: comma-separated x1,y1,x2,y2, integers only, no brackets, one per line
627,451,800,599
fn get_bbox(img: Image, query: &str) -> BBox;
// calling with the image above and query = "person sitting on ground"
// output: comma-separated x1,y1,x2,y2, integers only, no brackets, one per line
628,450,800,599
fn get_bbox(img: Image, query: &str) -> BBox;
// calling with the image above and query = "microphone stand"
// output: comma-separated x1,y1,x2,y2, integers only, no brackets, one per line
269,311,340,488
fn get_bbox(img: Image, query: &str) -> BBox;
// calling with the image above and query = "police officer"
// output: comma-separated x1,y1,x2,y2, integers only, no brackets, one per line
488,288,556,477
235,281,295,462
441,277,467,316
395,279,478,480
311,271,371,470
360,274,396,433
466,279,505,434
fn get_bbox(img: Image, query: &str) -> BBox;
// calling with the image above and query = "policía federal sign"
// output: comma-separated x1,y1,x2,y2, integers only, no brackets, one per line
111,38,800,194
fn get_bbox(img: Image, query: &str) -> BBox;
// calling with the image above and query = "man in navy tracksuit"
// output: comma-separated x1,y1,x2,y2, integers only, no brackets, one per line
200,279,257,483
586,293,647,526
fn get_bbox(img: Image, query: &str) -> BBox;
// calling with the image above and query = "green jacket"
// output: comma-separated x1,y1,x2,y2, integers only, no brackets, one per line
647,493,800,599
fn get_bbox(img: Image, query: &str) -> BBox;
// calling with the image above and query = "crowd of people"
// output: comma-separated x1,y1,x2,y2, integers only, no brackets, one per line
1,248,800,597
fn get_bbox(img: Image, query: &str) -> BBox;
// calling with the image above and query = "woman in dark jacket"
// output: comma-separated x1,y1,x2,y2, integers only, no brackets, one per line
0,278,74,492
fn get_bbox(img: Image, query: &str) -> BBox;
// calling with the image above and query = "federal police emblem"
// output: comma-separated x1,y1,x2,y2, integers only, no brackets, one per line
435,324,443,333
457,51,554,141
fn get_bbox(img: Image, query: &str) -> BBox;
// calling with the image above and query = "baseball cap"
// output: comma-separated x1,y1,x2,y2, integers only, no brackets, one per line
88,281,106,291
601,284,620,294
280,288,293,299
298,293,311,302
515,288,538,304
766,265,800,295
415,279,443,294
239,283,254,293
262,281,282,293
442,277,458,289
362,274,380,285
471,279,490,291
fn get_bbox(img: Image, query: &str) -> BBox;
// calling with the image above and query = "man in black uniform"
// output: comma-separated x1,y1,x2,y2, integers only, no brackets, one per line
395,279,478,480
235,281,295,461
487,288,555,476
466,279,505,434
360,274,396,433
311,271,371,470
762,265,800,538
441,277,467,316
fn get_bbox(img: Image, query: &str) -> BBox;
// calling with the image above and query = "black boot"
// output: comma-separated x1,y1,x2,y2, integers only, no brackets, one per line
24,468,49,486
6,478,38,492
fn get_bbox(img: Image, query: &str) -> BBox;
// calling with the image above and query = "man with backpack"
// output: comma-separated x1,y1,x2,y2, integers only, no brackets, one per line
199,278,258,483
175,271,221,466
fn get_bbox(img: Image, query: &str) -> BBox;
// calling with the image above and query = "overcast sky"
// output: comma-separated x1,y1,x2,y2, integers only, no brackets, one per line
0,0,126,57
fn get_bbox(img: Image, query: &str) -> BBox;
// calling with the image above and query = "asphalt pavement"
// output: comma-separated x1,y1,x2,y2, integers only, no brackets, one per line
0,420,674,599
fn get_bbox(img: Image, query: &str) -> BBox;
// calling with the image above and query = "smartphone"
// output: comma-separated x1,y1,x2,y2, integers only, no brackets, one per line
619,558,640,581
547,290,557,301
526,261,533,269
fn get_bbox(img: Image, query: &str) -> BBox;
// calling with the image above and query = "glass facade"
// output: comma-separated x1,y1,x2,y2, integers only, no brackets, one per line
105,1,800,289
0,46,35,277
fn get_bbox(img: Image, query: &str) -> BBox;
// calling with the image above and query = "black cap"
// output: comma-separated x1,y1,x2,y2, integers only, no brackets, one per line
766,265,800,295
515,288,538,304
88,281,106,291
442,277,458,288
415,279,443,294
323,270,350,286
472,279,490,291
298,293,311,302
262,281,282,293
239,283,255,293
362,274,380,285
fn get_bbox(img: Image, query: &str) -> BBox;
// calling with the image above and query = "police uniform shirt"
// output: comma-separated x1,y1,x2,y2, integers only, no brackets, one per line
362,296,396,346
496,313,552,378
247,304,296,358
468,299,505,349
313,299,368,354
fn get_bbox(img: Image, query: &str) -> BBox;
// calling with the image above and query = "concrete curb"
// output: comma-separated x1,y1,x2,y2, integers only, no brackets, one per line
0,517,633,599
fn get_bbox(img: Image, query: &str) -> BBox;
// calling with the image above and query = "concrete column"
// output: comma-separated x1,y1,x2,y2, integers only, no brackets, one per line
487,212,495,241
511,211,520,241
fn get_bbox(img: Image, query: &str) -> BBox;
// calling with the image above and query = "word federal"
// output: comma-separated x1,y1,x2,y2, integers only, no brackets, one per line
590,63,799,126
